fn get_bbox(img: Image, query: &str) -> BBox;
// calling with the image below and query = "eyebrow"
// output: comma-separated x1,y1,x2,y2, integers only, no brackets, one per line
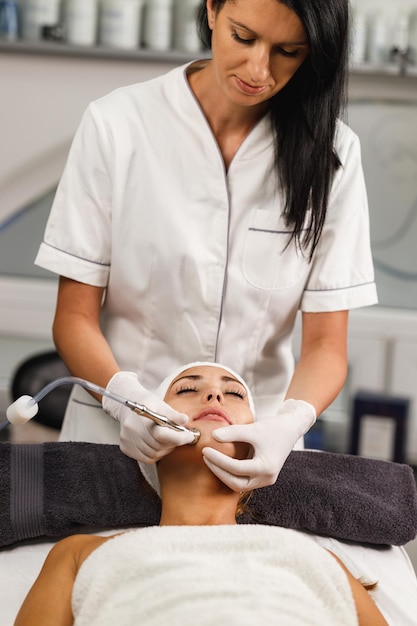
229,18,308,46
170,374,245,388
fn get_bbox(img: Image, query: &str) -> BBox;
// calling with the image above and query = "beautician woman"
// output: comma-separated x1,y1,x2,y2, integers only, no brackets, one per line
35,0,377,492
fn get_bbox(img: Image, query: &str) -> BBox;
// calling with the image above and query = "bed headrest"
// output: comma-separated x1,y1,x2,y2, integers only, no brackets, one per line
0,443,416,548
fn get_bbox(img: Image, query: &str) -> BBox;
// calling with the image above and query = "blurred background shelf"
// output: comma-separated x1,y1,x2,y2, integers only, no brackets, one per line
1,39,417,77
0,37,202,63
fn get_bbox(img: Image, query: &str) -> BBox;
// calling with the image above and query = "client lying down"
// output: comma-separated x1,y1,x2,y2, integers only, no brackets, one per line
15,363,387,626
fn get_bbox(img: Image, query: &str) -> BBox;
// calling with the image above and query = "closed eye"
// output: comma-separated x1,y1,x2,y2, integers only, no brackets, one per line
232,30,255,45
176,386,197,395
225,389,246,400
275,46,300,58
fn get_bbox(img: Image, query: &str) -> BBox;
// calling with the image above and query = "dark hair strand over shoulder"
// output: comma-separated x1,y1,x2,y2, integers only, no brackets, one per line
196,0,350,260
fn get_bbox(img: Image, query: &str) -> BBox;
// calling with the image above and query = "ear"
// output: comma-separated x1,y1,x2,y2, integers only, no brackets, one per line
206,0,216,30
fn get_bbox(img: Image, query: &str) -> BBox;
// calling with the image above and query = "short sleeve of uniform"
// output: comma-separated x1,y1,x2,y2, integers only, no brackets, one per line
35,102,113,287
300,124,378,311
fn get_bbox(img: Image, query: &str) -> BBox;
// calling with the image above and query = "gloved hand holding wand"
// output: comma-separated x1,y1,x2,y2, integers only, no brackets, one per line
102,371,195,463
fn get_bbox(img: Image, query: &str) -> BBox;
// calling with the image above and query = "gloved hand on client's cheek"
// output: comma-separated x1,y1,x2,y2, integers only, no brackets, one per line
102,371,194,463
202,399,316,492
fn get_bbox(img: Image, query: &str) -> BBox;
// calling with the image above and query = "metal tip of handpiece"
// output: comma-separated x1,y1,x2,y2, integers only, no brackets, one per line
190,428,201,445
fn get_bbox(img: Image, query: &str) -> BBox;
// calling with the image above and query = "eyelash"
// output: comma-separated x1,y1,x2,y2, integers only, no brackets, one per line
231,30,299,58
176,386,197,394
227,390,246,400
176,386,246,399
232,31,254,46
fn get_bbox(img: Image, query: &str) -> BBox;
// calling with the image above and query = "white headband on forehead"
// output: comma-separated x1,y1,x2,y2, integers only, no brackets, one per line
155,361,256,414
138,361,255,496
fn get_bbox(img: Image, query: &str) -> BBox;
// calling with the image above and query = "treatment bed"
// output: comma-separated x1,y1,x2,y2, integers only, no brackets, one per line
0,443,416,625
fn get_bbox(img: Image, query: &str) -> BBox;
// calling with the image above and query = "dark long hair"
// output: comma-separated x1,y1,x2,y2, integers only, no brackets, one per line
196,0,350,260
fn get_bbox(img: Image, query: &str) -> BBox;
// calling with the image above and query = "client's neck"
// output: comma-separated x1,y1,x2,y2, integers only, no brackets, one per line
158,467,240,526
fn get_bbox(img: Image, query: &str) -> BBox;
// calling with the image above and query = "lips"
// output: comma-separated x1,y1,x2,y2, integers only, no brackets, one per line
193,408,231,424
235,76,267,95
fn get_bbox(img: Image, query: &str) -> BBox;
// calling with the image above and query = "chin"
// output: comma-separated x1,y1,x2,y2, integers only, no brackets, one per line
194,423,251,460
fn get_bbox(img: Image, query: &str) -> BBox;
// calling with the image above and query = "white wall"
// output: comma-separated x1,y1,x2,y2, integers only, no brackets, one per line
0,53,178,225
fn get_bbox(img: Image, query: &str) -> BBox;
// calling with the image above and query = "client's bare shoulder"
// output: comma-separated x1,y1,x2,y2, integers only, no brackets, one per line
14,534,120,626
327,550,388,626
57,533,120,570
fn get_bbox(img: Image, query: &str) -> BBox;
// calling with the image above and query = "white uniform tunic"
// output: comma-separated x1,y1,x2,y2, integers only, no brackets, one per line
35,62,377,442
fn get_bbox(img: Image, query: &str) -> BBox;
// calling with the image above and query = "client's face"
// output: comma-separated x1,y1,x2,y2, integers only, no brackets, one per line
164,365,254,459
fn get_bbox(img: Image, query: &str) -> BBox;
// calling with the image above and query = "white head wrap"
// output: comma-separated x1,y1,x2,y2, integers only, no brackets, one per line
138,362,255,496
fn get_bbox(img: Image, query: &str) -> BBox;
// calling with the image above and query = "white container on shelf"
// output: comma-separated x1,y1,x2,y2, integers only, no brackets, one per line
21,0,61,41
173,0,200,53
99,0,144,49
63,0,98,46
142,0,173,51
367,12,389,64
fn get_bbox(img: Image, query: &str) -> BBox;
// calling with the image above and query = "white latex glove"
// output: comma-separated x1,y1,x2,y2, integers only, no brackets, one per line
202,399,316,492
102,371,195,463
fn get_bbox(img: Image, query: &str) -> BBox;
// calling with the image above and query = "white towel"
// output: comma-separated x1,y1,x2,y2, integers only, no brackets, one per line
72,525,358,626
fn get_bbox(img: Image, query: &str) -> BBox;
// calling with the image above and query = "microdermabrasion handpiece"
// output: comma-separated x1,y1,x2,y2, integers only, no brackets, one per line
4,376,201,444
126,401,200,444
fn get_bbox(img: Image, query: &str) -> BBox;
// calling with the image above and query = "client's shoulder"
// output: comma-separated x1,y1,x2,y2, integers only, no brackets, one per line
50,534,117,571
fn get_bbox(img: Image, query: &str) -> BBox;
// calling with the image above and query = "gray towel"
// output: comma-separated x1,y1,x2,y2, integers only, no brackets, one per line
0,443,416,548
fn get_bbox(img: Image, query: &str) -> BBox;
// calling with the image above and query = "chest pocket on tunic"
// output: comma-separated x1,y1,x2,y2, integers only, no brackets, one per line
242,208,310,290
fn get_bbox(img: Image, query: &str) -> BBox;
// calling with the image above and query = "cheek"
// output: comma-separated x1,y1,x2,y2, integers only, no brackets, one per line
233,441,253,460
165,397,193,418
170,404,185,418
233,406,255,427
205,439,251,460
272,57,305,84
214,32,238,65
198,425,252,460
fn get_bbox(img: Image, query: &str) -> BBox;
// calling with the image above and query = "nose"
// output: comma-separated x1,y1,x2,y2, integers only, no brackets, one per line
206,390,223,403
247,45,271,83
